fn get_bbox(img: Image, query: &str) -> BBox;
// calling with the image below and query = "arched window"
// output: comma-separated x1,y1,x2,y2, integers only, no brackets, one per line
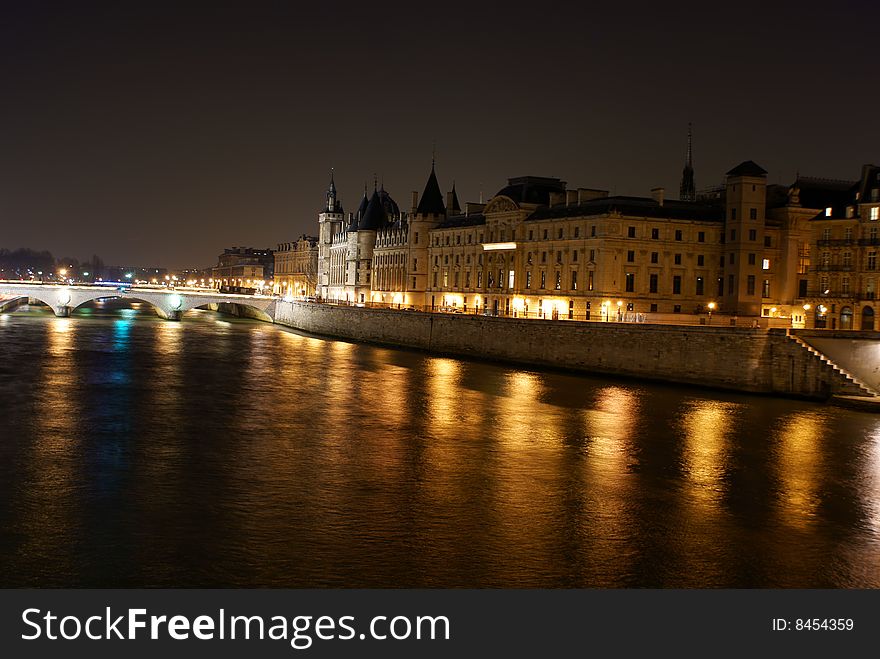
861,306,875,331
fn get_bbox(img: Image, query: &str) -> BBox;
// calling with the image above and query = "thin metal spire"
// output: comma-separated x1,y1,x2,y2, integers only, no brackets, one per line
680,122,696,202
686,122,693,167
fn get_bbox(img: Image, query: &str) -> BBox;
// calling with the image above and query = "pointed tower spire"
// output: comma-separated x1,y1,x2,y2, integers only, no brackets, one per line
680,122,696,202
416,160,446,216
324,168,341,213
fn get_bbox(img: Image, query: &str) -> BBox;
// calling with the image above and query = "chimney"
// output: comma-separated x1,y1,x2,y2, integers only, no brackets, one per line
577,188,608,203
411,191,419,213
465,202,486,216
446,191,455,212
651,187,665,206
566,190,578,206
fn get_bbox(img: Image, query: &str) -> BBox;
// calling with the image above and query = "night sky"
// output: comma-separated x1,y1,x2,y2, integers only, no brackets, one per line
1,0,878,268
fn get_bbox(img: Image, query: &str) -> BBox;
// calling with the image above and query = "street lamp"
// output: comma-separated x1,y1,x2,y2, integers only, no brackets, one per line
707,301,716,324
616,299,623,321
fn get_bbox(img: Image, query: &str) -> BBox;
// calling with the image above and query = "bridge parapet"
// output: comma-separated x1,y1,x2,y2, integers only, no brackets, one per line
0,284,277,321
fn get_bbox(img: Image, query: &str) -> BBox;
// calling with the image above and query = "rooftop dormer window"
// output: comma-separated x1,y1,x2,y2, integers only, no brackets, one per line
825,207,832,217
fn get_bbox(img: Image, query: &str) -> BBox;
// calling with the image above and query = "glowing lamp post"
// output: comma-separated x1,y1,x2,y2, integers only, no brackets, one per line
707,301,716,324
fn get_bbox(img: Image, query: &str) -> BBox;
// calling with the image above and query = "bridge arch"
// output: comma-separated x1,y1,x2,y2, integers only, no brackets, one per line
0,295,33,313
69,295,176,319
187,301,274,323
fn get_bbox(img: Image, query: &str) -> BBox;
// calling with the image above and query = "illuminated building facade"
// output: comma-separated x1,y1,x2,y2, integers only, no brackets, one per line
311,154,878,329
316,165,459,306
212,246,274,291
805,164,880,330
274,235,318,297
424,164,826,322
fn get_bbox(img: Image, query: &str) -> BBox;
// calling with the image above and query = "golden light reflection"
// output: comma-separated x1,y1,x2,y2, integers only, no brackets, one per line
864,424,880,537
491,371,558,448
427,358,472,430
680,400,736,505
586,386,638,449
154,319,183,357
775,412,825,528
577,386,639,578
21,317,79,573
46,317,73,356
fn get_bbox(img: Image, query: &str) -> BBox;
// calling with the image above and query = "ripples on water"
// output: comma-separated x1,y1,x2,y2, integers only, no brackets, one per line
0,301,879,587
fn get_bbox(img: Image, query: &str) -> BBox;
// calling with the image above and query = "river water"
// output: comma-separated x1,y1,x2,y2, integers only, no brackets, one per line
1,301,878,587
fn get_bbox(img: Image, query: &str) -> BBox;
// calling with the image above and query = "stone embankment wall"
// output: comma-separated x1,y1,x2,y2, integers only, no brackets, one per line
273,301,870,398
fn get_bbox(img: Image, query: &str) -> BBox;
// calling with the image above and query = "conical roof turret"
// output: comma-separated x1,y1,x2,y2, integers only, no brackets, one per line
416,163,446,215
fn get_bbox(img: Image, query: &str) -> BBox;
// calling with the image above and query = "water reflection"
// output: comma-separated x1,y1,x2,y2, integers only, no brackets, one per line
1,303,880,587
19,317,80,582
680,399,735,505
774,412,825,527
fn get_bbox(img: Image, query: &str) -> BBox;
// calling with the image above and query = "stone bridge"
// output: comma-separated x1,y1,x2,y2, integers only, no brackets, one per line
0,283,277,321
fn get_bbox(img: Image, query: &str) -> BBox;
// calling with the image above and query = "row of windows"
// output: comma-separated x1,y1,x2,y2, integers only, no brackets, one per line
431,223,733,246
818,276,878,296
625,227,711,242
729,207,759,221
820,224,880,240
818,251,878,269
726,228,770,243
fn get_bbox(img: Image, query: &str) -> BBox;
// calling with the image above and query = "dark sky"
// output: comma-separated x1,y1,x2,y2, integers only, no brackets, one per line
1,0,878,268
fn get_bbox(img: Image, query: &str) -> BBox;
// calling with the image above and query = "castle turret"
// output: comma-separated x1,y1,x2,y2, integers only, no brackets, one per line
724,160,768,316
316,170,345,299
407,162,448,304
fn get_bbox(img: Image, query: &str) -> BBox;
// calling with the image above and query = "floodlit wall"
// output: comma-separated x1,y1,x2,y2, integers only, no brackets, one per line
274,301,871,398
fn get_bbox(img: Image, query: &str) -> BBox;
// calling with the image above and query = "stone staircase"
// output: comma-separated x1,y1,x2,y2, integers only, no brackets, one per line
785,331,879,398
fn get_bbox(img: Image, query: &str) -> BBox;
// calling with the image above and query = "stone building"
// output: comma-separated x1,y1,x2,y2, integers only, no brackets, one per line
316,164,459,306
273,235,318,298
212,247,274,292
423,162,832,323
309,144,877,329
805,164,880,330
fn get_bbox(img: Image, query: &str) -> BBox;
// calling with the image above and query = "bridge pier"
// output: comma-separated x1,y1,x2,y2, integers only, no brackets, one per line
53,306,71,318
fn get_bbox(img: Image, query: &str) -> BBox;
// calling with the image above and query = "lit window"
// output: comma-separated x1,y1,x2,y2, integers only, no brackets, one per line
825,207,832,217
871,207,879,221
762,258,770,270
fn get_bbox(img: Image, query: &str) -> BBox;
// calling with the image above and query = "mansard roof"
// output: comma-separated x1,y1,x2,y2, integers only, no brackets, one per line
377,185,401,220
726,160,767,177
494,176,566,206
435,213,486,229
416,166,446,215
528,196,724,222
